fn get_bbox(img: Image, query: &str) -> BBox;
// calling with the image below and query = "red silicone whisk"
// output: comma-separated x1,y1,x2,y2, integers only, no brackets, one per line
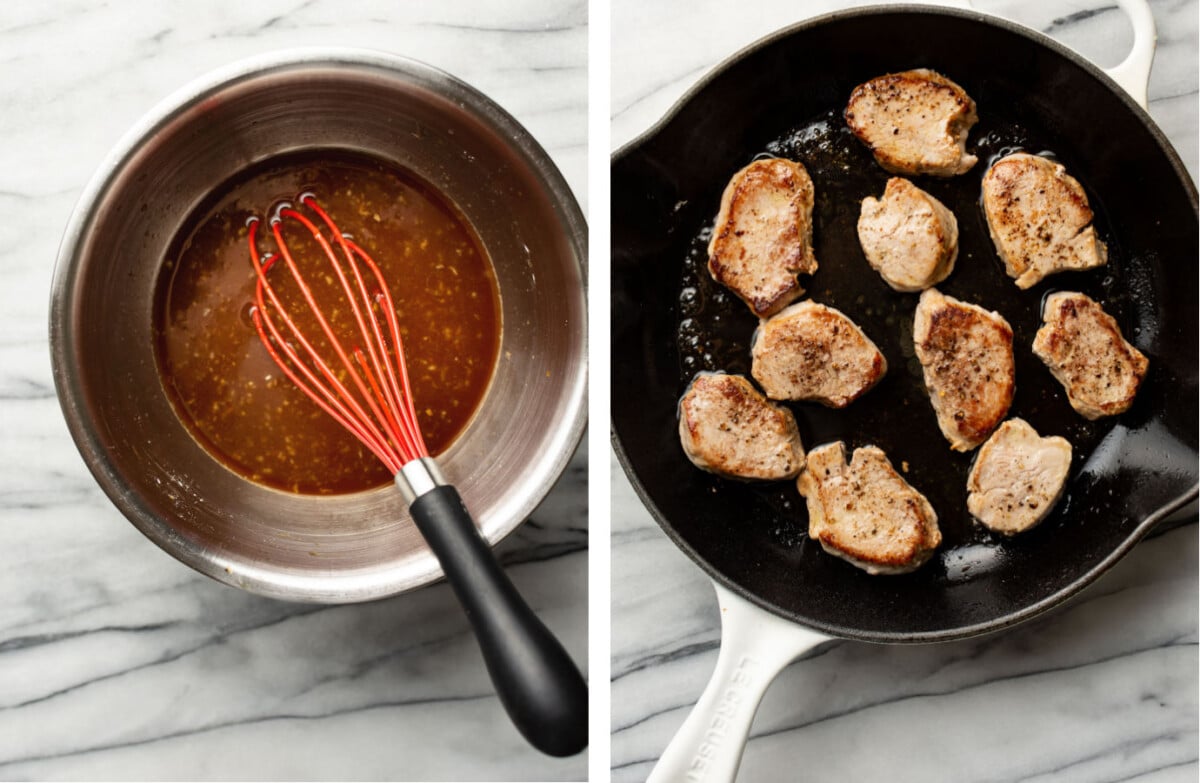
247,194,587,757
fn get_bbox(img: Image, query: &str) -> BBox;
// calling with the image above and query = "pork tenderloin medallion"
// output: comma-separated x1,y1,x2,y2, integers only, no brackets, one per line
967,418,1072,535
845,69,978,177
798,441,941,575
982,153,1108,289
858,177,959,291
751,301,887,408
913,288,1015,451
678,372,805,480
1032,292,1148,420
708,158,818,318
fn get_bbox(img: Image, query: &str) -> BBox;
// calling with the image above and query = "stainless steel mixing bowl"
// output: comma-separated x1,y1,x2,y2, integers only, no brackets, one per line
49,49,587,602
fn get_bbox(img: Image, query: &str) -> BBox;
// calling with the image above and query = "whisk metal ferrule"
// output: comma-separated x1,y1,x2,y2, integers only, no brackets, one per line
394,457,447,505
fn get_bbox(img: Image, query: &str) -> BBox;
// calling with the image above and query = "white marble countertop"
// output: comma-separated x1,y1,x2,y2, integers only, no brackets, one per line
611,1,1198,781
0,2,586,781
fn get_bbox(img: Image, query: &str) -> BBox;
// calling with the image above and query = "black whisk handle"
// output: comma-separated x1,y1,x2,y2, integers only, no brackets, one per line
408,485,588,757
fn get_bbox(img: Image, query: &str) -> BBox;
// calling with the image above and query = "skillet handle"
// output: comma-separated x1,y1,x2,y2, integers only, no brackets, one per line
647,581,831,783
957,0,1157,109
1105,0,1156,109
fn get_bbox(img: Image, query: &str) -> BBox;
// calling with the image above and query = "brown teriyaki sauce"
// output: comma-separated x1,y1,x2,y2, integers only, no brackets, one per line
677,108,1143,581
155,150,501,495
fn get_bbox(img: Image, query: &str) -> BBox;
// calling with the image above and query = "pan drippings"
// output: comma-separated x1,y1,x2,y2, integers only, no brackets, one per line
677,108,1138,574
155,151,501,494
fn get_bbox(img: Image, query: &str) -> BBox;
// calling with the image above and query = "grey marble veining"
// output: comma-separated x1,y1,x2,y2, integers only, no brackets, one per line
0,1,586,780
611,0,1198,781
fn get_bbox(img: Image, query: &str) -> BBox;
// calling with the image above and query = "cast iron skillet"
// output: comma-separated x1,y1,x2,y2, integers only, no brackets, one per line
613,10,1197,778
613,8,1197,648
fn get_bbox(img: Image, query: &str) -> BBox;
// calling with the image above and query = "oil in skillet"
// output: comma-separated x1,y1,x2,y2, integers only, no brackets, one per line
676,107,1136,574
154,150,502,495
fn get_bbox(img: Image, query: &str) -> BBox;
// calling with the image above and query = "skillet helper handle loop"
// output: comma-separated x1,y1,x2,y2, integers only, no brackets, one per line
951,0,1156,108
648,582,830,783
1106,0,1156,109
408,485,588,757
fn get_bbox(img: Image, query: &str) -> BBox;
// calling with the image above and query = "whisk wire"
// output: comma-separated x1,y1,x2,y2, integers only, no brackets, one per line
269,210,399,447
248,222,403,473
302,197,427,460
253,297,401,472
346,238,427,456
247,199,431,474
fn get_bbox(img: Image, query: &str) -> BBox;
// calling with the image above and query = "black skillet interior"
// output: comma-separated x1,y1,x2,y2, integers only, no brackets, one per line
612,7,1198,642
